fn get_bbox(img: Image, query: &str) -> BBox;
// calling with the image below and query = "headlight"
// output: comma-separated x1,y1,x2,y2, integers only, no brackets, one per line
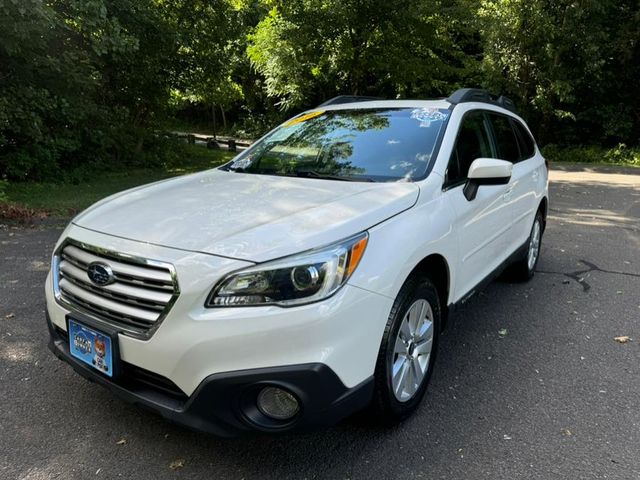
206,232,368,307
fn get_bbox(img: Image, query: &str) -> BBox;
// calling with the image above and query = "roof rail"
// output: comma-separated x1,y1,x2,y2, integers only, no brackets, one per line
447,88,517,114
317,95,382,107
496,95,517,113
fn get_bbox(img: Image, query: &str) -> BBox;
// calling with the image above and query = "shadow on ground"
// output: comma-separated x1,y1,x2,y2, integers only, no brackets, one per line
1,166,639,479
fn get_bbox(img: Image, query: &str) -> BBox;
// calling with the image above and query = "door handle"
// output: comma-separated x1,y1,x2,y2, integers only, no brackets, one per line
503,185,514,201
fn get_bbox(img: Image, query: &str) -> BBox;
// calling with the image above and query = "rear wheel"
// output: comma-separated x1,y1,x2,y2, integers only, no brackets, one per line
509,210,544,281
371,275,441,421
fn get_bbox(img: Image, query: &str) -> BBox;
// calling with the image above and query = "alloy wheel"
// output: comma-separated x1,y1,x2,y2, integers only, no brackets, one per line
391,299,434,402
527,218,542,271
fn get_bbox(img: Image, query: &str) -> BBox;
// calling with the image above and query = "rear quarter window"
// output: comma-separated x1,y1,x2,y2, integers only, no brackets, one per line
512,120,536,160
487,113,520,163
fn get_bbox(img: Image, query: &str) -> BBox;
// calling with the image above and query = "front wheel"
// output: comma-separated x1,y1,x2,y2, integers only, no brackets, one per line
371,275,441,421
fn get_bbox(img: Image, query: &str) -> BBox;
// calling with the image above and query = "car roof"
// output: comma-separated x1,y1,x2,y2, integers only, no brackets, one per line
318,99,452,111
314,98,528,127
315,89,520,117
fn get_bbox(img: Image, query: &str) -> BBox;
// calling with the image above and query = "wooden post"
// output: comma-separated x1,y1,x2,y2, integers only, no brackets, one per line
228,139,236,152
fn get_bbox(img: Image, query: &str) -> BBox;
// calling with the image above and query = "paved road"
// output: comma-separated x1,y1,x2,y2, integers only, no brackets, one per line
1,165,639,480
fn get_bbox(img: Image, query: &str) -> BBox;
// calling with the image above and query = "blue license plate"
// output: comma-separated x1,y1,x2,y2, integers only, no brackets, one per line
68,319,114,377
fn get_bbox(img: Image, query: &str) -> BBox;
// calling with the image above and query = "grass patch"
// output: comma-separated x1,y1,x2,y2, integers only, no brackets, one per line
4,141,637,222
2,145,235,219
542,144,640,167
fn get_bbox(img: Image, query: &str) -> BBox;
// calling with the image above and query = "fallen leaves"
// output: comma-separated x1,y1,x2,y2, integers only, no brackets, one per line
116,438,127,445
563,428,572,437
0,203,48,223
614,336,631,344
28,260,49,272
498,328,508,337
5,313,15,319
169,459,185,470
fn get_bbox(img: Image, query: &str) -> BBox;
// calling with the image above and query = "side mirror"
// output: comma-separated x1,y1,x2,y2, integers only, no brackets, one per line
463,158,512,201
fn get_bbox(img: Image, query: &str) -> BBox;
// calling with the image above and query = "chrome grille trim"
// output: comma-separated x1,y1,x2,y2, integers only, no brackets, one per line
53,239,180,338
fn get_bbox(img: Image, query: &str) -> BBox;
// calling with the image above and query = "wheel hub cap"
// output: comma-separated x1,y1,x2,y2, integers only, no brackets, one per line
391,298,434,402
527,219,542,271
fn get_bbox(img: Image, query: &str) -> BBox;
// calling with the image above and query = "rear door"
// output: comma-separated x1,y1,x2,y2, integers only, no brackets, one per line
443,110,513,301
486,113,540,254
511,119,544,246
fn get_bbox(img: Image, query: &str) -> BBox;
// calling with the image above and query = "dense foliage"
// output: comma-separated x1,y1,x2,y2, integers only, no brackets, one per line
1,0,638,181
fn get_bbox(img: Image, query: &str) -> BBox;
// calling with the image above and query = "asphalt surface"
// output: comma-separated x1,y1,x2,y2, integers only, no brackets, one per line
1,165,639,480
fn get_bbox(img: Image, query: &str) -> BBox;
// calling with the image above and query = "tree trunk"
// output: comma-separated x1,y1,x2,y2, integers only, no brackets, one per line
211,103,217,139
220,105,227,132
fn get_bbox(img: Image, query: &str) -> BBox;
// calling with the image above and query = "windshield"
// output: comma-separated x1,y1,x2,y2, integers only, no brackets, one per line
223,107,450,182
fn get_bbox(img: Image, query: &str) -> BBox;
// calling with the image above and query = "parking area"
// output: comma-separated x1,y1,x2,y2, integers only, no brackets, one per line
1,165,639,480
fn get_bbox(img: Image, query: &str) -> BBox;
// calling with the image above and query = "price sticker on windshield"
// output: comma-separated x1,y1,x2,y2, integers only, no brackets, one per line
410,108,448,128
284,110,325,127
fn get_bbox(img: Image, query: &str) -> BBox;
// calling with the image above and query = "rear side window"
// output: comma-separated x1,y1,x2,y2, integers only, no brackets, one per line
488,114,520,162
446,111,493,186
512,120,536,159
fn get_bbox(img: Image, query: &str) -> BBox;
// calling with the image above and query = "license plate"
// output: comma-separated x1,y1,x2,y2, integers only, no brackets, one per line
68,319,114,377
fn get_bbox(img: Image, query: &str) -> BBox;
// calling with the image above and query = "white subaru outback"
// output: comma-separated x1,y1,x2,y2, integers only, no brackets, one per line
46,88,548,436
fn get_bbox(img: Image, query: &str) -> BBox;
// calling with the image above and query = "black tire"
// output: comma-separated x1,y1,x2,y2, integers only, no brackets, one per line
371,274,441,422
508,209,544,282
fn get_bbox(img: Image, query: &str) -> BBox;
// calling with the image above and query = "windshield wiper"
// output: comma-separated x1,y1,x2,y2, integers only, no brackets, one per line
226,168,376,182
293,170,375,182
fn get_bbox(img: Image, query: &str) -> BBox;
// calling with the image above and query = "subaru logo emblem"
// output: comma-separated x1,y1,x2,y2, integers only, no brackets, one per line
87,262,114,286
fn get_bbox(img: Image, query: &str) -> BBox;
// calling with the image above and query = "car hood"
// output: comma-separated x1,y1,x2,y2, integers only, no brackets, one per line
73,170,419,262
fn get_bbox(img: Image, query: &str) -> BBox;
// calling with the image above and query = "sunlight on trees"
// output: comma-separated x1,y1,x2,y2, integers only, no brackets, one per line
0,0,638,180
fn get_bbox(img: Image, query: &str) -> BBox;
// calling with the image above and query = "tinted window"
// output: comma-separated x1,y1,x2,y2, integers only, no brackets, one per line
224,108,450,182
512,120,536,159
489,114,520,162
446,111,493,185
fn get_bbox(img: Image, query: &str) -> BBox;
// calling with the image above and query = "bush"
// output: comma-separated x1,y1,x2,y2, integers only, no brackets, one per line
541,144,640,166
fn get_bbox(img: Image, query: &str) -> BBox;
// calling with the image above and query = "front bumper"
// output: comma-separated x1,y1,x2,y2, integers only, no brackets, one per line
45,225,393,435
48,314,374,436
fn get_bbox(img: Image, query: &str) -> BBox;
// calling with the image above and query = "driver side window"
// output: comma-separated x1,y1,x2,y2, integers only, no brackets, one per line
445,111,493,186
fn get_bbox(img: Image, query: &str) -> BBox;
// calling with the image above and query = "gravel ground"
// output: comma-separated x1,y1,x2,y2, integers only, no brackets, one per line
1,164,639,480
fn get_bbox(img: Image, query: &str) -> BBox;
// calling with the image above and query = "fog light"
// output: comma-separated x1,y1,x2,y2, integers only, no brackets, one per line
257,386,300,420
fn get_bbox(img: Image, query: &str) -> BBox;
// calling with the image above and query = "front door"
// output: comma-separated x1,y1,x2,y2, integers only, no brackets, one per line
442,110,513,302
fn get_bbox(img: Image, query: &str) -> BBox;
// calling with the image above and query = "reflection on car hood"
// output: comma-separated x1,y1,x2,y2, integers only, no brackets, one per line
73,169,420,262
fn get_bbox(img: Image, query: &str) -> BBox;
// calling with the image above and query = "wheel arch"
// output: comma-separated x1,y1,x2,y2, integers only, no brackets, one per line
407,253,451,331
539,196,548,228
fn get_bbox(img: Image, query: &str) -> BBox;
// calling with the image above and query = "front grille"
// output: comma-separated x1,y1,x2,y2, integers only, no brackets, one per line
55,241,179,337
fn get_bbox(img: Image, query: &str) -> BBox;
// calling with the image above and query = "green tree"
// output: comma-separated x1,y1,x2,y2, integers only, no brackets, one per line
478,0,640,145
247,0,474,110
167,0,243,134
0,0,182,180
0,0,98,179
2,0,639,184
